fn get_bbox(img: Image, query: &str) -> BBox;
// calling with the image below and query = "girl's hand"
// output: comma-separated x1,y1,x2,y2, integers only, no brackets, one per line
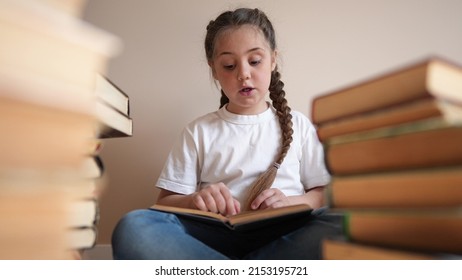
191,182,240,216
250,188,290,210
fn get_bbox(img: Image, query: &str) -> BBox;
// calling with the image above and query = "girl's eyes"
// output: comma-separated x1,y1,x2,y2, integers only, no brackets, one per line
222,60,262,70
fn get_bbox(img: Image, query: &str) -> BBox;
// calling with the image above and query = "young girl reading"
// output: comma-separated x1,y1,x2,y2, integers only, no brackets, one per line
112,7,342,259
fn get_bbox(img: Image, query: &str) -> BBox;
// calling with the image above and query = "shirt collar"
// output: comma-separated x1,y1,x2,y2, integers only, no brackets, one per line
217,102,276,125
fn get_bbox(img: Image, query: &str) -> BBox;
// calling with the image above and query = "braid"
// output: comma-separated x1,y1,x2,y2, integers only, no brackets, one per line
244,69,293,210
219,90,229,108
269,68,293,165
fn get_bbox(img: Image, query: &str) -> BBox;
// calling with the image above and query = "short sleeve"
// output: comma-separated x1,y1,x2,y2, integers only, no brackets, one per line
156,126,200,195
299,116,331,189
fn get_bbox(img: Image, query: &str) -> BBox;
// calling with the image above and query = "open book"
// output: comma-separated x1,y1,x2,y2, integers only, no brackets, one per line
150,203,313,232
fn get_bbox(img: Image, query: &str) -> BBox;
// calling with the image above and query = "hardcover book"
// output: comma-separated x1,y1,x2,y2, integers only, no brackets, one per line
326,166,462,209
343,208,462,254
151,204,313,232
324,119,462,175
312,57,462,125
322,237,435,260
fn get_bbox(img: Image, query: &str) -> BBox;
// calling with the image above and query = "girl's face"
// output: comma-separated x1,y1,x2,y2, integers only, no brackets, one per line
210,25,276,115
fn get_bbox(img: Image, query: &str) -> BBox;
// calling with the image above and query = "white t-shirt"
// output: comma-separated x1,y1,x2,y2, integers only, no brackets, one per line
156,104,331,205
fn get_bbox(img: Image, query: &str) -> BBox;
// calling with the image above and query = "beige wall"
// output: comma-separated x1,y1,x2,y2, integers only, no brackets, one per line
83,0,462,244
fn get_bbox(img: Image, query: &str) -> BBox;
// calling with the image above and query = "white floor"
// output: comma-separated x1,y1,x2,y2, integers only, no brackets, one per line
82,244,113,260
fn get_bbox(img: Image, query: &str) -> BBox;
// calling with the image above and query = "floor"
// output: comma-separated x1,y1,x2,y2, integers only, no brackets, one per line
82,244,113,260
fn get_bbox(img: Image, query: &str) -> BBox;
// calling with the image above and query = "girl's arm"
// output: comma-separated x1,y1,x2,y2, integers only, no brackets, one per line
156,189,196,209
287,186,325,209
251,186,326,210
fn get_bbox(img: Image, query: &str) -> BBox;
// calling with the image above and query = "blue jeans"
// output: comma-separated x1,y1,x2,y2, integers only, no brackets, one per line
111,207,343,260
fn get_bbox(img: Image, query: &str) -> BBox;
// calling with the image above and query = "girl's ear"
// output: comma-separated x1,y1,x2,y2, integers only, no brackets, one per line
271,50,278,71
208,60,218,80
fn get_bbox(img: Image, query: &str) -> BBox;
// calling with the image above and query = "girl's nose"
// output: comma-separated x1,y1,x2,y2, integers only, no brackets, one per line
237,64,250,81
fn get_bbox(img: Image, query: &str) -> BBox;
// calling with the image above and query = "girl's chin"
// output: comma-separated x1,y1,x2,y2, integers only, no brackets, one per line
239,89,254,97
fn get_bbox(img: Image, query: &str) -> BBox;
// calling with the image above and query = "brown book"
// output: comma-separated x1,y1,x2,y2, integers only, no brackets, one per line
322,237,435,260
0,0,121,92
343,208,462,254
0,96,97,170
326,166,462,208
317,98,462,141
39,0,89,17
0,178,76,260
311,57,462,125
0,170,102,256
0,0,120,260
151,204,312,231
63,177,103,201
324,119,462,175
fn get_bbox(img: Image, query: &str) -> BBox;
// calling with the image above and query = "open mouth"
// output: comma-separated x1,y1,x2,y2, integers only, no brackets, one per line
240,87,254,95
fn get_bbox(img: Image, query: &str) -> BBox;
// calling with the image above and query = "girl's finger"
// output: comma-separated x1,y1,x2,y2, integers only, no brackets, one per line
233,199,241,215
202,191,218,213
251,188,276,210
218,186,237,215
192,193,208,212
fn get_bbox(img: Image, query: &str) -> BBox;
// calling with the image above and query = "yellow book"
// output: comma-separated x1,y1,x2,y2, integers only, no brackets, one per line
0,96,97,170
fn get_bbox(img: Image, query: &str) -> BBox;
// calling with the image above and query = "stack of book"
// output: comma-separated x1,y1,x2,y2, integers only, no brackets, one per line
67,140,105,255
311,57,462,259
95,74,132,138
72,74,132,257
68,75,132,257
0,0,121,259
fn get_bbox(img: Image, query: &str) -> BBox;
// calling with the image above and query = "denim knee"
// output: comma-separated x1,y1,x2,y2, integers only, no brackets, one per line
111,209,228,259
113,209,152,239
111,209,179,259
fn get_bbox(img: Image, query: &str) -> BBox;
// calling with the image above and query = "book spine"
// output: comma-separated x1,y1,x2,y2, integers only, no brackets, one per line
326,126,462,175
344,211,462,254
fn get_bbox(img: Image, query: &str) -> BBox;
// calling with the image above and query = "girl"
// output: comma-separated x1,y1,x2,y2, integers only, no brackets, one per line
112,8,342,260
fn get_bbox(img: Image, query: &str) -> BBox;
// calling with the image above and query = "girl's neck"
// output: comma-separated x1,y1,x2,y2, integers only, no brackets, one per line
225,101,269,115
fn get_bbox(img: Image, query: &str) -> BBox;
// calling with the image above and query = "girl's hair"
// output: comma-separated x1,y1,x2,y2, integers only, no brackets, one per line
205,8,294,210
